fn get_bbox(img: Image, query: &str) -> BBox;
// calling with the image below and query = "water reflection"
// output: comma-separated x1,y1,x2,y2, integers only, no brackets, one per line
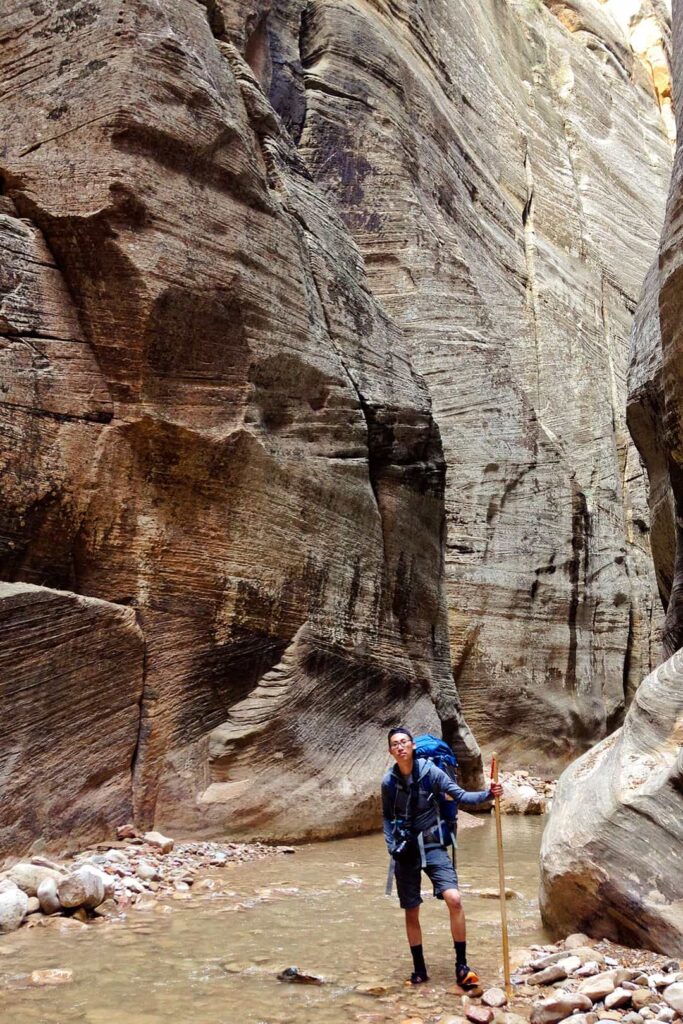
0,816,549,1023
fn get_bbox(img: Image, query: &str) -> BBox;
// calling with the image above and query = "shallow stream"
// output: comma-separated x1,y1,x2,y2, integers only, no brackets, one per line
0,816,549,1024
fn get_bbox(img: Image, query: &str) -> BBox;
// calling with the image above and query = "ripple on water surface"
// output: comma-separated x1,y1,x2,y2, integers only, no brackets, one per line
0,816,550,1024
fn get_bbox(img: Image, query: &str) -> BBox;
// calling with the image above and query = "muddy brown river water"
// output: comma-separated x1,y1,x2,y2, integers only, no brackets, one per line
0,816,549,1024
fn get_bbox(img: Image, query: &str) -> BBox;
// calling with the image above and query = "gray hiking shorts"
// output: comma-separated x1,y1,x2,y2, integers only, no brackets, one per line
394,846,458,909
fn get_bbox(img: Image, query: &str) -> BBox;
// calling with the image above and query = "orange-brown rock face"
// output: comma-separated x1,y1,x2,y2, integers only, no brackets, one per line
0,584,143,858
0,1,480,849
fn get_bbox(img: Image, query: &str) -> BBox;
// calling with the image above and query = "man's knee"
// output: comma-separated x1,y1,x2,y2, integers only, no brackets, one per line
405,905,421,921
442,888,462,911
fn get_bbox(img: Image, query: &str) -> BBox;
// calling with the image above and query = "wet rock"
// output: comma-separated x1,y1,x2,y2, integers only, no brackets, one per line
58,866,106,909
597,1013,624,1021
465,1007,494,1024
621,1015,644,1024
277,966,325,985
117,824,137,840
30,968,73,985
0,886,29,933
6,863,63,897
482,988,507,1008
654,1010,675,1022
662,983,683,1014
143,832,174,855
531,992,593,1024
26,897,40,914
499,784,546,815
474,889,520,900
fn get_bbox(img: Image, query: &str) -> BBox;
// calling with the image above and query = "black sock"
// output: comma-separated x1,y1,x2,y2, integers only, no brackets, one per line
454,940,467,967
410,944,427,978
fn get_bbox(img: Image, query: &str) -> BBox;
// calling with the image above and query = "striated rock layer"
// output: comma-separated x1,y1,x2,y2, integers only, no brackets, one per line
539,646,683,955
0,584,144,858
230,0,672,764
0,0,480,851
629,0,683,658
541,0,683,953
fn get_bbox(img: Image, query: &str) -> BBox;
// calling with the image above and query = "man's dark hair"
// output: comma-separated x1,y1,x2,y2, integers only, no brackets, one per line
387,726,414,747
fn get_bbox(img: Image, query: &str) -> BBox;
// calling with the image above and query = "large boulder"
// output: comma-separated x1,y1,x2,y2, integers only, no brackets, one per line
539,647,683,954
0,885,29,934
5,863,63,897
0,584,144,860
58,866,107,910
0,0,481,845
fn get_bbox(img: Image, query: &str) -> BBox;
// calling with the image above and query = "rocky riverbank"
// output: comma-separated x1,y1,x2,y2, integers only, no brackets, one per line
0,827,295,937
442,934,683,1024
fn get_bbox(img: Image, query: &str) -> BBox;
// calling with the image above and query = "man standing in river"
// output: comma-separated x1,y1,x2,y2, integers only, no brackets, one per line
382,727,502,989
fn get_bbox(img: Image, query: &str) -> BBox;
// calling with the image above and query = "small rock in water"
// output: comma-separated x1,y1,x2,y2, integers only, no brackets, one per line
277,966,325,985
116,824,137,839
482,987,507,1007
31,968,73,985
465,1007,494,1024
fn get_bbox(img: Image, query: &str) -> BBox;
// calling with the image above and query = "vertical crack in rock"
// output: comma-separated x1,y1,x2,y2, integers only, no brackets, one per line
522,142,542,411
567,483,590,692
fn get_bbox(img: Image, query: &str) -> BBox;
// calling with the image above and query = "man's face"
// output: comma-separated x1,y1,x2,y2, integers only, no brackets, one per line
389,732,415,767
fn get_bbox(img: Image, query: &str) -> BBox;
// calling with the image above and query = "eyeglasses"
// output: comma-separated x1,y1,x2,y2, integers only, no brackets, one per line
390,740,411,750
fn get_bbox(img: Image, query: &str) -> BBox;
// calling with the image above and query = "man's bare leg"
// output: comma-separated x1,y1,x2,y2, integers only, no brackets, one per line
443,888,479,988
405,906,422,946
442,887,465,942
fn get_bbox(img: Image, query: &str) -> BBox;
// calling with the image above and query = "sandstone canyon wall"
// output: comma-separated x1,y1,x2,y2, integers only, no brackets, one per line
0,0,481,854
237,0,672,764
0,0,672,857
539,0,683,956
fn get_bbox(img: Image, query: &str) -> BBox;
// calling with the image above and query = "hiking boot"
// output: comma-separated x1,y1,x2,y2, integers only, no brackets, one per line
455,963,480,991
408,971,429,985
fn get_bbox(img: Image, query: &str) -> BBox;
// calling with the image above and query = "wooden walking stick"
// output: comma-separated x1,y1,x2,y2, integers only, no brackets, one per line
491,753,512,998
